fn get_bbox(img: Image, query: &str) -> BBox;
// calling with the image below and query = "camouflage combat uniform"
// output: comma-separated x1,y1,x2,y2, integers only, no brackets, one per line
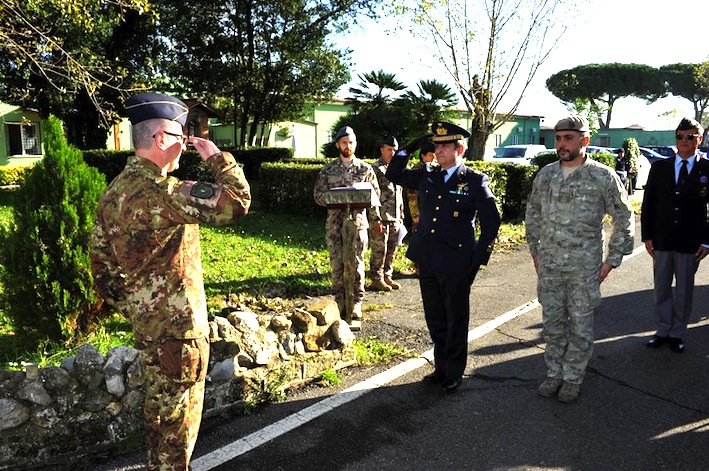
90,153,251,471
525,157,634,385
313,157,380,313
370,157,404,282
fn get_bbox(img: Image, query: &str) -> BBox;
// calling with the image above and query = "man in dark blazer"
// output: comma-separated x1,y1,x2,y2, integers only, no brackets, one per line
641,117,709,353
386,122,501,393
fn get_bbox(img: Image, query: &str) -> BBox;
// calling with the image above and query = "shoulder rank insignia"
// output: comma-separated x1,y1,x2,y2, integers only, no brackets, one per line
190,182,215,199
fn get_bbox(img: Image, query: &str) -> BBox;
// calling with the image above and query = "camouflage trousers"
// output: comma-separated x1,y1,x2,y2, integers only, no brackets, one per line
369,221,401,280
140,337,210,471
537,269,601,385
326,216,368,308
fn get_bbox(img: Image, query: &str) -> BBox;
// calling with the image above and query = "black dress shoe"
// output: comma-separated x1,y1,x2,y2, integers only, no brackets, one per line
669,338,685,353
422,371,445,383
441,377,462,393
646,335,667,348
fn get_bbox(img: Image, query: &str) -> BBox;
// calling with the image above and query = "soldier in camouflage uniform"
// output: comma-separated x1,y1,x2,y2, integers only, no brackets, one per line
313,126,380,319
525,115,634,403
369,135,404,291
90,93,251,471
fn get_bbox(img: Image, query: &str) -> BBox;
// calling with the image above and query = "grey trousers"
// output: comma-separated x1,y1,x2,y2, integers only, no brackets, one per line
652,250,699,339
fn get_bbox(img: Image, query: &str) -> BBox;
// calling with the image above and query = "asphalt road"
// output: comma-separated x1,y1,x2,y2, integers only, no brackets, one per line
93,208,709,471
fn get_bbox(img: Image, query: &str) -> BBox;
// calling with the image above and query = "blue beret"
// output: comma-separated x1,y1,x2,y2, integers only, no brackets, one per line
124,93,189,127
382,135,398,147
335,126,355,141
431,121,471,143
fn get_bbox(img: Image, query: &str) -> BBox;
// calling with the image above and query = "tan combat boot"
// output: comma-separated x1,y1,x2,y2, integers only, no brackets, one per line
370,278,392,291
537,377,563,398
557,382,580,403
384,277,401,290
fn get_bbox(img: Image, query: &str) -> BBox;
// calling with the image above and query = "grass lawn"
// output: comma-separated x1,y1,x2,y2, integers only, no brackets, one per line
0,189,527,369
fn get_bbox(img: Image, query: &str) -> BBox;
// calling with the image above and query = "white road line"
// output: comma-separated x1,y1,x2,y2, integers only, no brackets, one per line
193,300,539,470
192,243,647,470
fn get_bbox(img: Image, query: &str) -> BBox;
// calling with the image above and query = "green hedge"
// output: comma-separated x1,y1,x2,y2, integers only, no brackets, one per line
80,147,293,184
259,159,538,223
260,162,324,217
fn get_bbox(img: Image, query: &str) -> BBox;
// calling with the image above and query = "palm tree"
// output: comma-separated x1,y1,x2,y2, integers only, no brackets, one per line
347,70,406,111
401,79,459,132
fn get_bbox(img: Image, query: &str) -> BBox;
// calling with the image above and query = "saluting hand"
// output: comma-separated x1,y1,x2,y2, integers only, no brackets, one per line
189,137,221,161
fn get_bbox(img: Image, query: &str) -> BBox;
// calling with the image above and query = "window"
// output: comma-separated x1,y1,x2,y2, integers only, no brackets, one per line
595,135,611,147
6,122,41,156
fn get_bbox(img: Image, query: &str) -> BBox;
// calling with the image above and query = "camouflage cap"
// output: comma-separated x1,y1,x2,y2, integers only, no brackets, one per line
124,93,189,126
554,115,590,133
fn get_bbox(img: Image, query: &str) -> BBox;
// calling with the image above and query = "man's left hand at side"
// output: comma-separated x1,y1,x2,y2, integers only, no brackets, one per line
467,263,481,284
696,245,709,261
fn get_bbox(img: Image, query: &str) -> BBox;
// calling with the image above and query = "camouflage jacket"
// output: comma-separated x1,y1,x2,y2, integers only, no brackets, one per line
371,157,404,223
313,156,381,228
525,157,634,272
90,153,251,344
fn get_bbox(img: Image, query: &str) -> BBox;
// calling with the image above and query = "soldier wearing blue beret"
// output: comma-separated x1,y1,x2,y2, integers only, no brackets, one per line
91,92,252,470
386,122,501,393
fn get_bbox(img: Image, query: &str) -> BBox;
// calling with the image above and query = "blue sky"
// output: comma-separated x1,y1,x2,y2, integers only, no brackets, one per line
333,0,709,130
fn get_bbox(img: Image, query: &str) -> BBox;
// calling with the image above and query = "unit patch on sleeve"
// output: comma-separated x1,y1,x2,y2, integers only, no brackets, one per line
190,182,215,199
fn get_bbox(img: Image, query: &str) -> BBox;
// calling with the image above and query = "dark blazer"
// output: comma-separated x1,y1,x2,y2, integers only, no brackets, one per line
641,155,709,253
386,153,501,274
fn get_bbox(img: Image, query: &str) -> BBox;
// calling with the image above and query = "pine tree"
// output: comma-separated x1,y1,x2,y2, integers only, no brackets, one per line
0,116,106,344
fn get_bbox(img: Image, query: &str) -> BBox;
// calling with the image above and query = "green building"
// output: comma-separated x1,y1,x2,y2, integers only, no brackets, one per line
0,103,43,167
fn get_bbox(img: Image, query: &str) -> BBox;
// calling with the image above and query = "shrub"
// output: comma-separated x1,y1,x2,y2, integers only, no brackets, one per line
232,147,293,181
260,161,323,217
0,166,32,186
468,160,537,223
0,116,107,344
82,149,130,184
530,150,559,168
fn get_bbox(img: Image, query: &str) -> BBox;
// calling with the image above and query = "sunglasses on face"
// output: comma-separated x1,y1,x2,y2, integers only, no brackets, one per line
676,133,700,141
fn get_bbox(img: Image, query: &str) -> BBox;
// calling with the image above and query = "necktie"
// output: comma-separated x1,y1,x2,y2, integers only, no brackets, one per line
678,159,688,189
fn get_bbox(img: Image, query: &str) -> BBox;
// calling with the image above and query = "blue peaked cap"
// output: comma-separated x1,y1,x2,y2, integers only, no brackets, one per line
124,93,189,127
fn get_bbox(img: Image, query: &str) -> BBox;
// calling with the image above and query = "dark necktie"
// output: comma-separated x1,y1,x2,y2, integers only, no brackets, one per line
436,167,445,186
678,159,688,189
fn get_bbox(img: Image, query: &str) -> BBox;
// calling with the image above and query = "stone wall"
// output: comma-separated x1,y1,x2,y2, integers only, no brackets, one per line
0,299,354,470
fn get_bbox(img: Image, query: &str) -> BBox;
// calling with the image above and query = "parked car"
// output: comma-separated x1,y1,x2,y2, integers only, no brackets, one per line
491,144,548,164
639,147,669,165
586,146,615,154
643,145,676,158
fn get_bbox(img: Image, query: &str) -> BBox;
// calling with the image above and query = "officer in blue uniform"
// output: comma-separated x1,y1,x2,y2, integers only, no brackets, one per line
386,122,500,393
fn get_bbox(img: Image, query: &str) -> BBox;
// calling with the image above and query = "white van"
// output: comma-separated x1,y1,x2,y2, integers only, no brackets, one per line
491,144,549,165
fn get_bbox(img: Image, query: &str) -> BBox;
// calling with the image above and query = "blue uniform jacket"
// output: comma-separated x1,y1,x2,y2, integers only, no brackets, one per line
386,153,500,274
